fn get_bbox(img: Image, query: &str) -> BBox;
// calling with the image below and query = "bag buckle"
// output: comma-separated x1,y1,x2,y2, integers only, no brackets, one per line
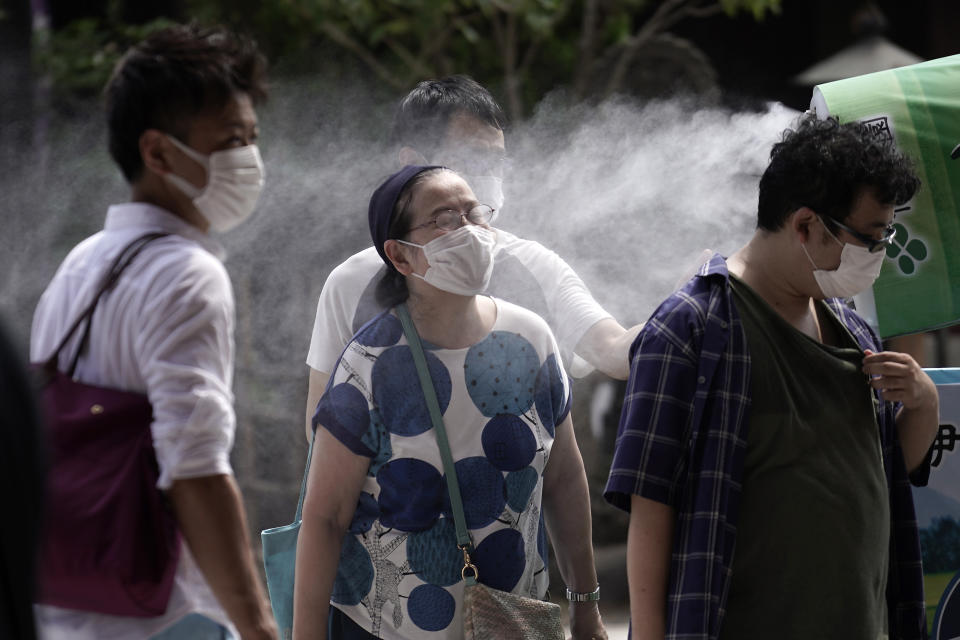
459,544,479,581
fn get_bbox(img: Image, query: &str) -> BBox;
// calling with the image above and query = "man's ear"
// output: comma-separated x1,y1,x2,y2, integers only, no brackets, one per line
384,239,414,276
140,129,171,176
397,146,428,166
789,206,818,244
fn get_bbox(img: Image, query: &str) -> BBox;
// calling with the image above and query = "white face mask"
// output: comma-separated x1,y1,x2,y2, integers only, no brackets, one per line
801,217,885,299
164,135,265,232
462,174,504,214
399,225,497,296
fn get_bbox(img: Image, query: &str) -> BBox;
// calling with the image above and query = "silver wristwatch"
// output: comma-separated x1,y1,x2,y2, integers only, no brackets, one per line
565,584,600,602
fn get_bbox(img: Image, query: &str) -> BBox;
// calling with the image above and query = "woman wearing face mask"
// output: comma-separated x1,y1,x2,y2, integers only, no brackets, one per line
293,166,607,640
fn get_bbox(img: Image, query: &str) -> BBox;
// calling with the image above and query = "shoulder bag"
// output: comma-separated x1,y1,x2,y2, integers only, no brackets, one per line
34,232,181,617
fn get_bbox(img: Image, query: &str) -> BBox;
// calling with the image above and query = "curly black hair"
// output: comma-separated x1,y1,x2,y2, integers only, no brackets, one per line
104,23,267,183
757,115,920,231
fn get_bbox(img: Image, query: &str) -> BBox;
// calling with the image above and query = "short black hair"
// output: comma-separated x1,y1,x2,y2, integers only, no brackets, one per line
389,75,506,156
104,24,267,183
757,115,920,231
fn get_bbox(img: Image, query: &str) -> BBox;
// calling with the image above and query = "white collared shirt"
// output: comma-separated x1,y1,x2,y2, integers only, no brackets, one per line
31,202,237,638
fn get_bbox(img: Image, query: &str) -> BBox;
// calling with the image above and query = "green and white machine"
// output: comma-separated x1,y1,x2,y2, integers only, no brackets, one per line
812,56,960,637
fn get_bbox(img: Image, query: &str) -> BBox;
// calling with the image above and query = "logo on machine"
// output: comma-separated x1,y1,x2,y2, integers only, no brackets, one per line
887,214,929,276
859,115,895,142
931,423,959,467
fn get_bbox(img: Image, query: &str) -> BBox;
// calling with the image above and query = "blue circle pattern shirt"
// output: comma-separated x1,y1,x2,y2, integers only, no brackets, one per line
314,298,571,639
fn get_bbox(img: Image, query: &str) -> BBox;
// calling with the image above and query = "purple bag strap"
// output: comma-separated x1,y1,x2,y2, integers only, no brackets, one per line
44,232,170,377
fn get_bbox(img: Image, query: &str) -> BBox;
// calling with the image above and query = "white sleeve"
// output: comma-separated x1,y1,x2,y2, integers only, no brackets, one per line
498,232,612,358
305,247,384,374
136,252,236,490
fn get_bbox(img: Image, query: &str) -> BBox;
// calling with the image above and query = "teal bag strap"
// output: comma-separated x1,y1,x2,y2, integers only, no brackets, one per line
295,425,317,522
396,304,479,584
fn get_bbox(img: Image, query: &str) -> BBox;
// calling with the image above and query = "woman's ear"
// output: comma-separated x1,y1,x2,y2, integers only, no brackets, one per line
384,239,414,276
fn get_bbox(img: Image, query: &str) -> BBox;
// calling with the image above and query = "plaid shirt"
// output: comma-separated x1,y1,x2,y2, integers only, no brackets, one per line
604,253,929,640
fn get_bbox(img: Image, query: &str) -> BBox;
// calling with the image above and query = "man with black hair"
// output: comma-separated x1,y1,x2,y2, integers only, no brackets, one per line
31,24,277,639
605,116,939,640
305,75,641,439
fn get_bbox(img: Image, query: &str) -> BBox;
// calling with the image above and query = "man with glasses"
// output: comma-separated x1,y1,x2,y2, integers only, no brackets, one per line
605,115,939,640
304,75,641,439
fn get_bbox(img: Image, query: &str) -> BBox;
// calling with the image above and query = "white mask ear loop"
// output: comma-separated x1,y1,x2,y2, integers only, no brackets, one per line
167,134,210,167
816,215,844,247
394,239,428,278
800,241,819,271
801,214,843,271
163,135,208,199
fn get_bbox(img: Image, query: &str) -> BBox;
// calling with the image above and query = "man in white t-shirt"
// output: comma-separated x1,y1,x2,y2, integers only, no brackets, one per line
305,75,641,439
31,25,277,640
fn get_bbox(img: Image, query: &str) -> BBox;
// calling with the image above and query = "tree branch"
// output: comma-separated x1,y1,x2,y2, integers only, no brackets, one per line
382,35,433,78
573,0,600,98
605,0,722,95
517,0,572,87
668,0,724,27
686,3,724,19
503,9,522,120
487,5,506,51
319,22,406,90
424,11,482,64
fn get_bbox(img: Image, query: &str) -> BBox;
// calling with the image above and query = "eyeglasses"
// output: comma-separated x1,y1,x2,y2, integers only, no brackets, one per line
408,204,496,233
819,215,897,253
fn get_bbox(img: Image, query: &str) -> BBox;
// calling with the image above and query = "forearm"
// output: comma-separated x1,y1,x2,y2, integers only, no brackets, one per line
542,471,603,637
575,319,642,380
167,474,277,640
542,459,597,592
292,516,344,640
896,400,939,473
293,428,369,639
626,495,674,640
542,418,604,638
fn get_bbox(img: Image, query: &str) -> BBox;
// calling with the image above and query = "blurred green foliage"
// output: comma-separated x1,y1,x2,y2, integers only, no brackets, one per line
33,17,177,96
31,0,781,114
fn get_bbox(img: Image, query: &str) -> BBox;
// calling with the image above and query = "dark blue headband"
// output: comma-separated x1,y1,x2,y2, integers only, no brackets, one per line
368,164,444,270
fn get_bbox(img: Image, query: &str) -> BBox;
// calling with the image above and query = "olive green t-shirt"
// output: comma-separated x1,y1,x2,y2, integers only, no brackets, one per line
719,275,890,640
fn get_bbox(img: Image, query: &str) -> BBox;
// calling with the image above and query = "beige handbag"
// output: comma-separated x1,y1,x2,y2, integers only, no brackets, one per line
463,578,564,640
398,305,565,640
